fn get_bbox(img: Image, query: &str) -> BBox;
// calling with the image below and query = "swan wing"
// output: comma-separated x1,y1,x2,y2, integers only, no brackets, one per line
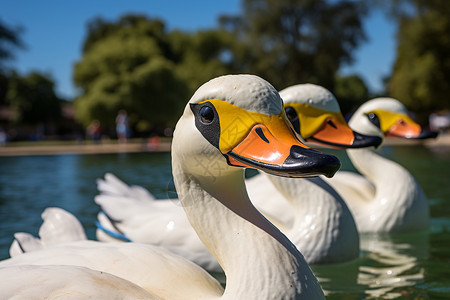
9,232,43,257
9,207,87,256
38,207,87,246
94,194,203,247
97,173,156,202
95,176,216,266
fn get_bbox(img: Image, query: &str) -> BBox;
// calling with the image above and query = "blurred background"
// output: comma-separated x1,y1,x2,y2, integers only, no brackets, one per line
1,2,450,298
1,0,449,143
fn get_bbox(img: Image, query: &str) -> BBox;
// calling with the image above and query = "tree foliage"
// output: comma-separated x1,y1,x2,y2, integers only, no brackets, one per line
334,74,369,115
6,72,63,125
0,18,24,105
74,4,369,134
0,18,24,63
170,30,235,93
388,1,450,114
219,0,368,91
74,15,234,133
74,16,183,129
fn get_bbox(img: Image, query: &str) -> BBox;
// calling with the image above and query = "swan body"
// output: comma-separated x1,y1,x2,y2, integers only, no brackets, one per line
325,97,437,232
3,241,222,299
4,74,341,299
8,208,223,299
96,171,358,269
0,265,157,300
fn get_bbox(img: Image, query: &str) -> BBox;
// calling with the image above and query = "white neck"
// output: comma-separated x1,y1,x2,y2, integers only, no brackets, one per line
267,175,359,263
172,160,324,299
346,147,429,231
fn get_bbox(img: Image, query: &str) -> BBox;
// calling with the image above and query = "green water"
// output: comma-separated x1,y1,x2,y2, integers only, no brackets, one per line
0,144,449,299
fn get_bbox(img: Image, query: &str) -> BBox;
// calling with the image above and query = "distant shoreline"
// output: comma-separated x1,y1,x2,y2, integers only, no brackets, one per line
0,140,172,157
0,134,448,157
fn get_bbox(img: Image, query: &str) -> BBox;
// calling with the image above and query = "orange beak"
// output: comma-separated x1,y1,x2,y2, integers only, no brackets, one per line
227,123,341,178
308,117,381,149
285,103,381,149
367,110,440,139
386,118,422,138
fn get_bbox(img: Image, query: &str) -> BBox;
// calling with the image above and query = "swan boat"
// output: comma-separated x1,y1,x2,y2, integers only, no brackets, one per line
2,74,341,299
325,97,438,232
95,84,380,267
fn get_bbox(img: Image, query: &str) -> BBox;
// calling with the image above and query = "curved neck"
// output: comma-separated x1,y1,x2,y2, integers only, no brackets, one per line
172,160,323,299
346,147,411,194
266,175,359,261
267,175,347,218
346,147,428,231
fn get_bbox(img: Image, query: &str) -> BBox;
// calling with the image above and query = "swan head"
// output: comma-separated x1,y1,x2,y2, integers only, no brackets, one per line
280,84,382,149
348,97,438,140
172,75,341,180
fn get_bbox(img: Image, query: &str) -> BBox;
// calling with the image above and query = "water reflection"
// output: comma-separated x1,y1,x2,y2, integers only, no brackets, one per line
0,152,174,260
359,232,428,298
316,144,449,298
314,232,429,299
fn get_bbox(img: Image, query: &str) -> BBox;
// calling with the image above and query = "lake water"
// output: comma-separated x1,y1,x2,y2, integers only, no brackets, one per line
0,144,449,299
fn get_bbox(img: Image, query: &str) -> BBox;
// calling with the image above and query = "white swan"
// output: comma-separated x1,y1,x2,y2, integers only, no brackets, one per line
246,84,383,264
247,83,381,226
2,74,341,299
325,97,438,232
94,83,381,267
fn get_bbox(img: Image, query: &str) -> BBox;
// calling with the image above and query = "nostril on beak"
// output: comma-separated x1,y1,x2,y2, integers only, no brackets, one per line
327,120,337,129
255,127,270,143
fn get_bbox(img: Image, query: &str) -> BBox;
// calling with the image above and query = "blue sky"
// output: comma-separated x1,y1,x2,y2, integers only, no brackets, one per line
2,0,396,99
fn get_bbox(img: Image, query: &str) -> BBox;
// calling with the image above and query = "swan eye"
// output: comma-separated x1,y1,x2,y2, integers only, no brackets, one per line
285,106,301,134
190,102,220,149
285,107,298,123
367,112,380,128
200,106,214,124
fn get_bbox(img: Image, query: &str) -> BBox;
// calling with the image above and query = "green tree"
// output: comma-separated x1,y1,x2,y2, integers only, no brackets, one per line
219,0,368,90
0,18,24,63
334,74,369,115
0,18,24,105
74,15,189,132
388,2,450,115
0,72,8,106
74,15,233,134
370,0,450,116
170,29,235,92
6,72,63,126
